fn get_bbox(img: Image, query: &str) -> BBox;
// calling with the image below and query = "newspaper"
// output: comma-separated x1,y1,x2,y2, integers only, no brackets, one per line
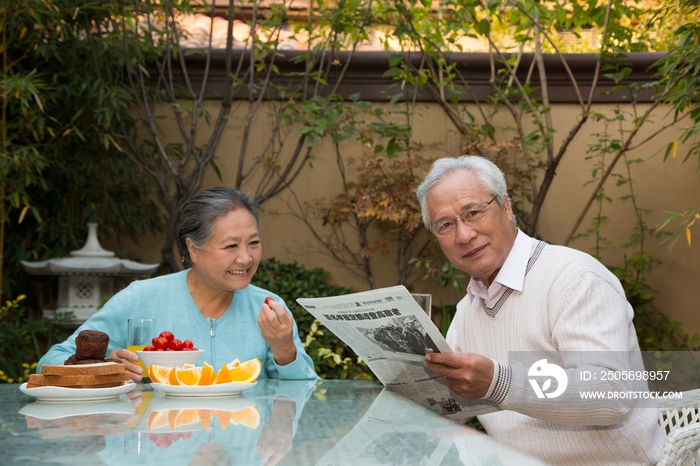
296,285,498,422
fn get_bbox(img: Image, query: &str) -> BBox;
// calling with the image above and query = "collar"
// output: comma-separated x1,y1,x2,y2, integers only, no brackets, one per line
467,229,533,302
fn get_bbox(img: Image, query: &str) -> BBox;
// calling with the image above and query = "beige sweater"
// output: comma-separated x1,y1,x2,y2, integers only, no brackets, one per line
447,239,665,465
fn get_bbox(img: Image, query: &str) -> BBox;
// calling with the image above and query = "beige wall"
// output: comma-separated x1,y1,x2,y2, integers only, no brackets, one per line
111,101,700,336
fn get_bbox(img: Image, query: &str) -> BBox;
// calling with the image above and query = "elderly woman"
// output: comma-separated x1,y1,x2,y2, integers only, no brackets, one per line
37,187,318,381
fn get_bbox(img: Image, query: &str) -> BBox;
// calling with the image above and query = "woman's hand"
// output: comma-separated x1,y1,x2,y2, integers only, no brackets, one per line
258,298,297,366
257,397,296,466
108,348,144,381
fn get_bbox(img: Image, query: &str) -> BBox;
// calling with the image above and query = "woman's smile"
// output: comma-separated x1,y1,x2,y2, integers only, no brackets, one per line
188,208,262,294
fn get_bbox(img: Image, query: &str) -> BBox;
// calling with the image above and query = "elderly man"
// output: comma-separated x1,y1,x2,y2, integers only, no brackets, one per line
417,155,664,465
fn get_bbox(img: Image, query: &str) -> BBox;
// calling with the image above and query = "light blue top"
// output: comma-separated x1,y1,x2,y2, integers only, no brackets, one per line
37,270,319,380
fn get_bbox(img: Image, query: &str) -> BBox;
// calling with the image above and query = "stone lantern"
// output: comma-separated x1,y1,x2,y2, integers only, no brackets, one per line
20,223,160,326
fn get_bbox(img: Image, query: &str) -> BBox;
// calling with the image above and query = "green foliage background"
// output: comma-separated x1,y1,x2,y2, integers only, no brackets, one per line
0,0,166,383
252,258,376,380
1,0,165,302
0,296,69,383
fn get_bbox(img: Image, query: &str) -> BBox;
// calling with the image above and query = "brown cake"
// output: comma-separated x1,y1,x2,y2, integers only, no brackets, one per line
74,330,109,360
64,355,121,366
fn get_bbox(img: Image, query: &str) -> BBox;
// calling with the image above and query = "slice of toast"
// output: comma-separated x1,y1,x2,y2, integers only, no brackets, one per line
26,380,128,389
41,362,125,376
27,372,130,388
38,424,123,439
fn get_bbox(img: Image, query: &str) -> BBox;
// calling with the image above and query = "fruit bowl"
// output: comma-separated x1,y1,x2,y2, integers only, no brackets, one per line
136,349,204,369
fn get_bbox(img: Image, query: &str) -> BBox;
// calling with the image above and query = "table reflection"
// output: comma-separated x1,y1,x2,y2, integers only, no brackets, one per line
19,397,136,454
313,389,549,466
16,379,314,466
6,379,550,465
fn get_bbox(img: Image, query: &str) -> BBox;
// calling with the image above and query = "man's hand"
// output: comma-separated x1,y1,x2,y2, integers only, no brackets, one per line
258,298,297,366
424,352,494,399
108,348,143,381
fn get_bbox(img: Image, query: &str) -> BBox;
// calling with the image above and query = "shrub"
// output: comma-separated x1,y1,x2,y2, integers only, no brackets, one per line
252,258,375,380
0,295,70,383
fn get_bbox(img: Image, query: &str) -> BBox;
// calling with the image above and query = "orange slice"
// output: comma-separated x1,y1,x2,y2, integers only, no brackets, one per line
228,358,262,383
230,406,261,429
167,409,180,429
198,362,216,386
149,365,173,384
147,410,170,430
198,409,215,430
226,358,241,369
175,366,201,386
174,409,200,428
213,365,233,385
216,410,232,430
168,367,181,385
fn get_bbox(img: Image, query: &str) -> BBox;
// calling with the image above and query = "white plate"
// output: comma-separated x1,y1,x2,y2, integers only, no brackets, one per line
148,394,255,412
150,381,256,397
134,396,257,433
19,382,136,402
19,398,136,419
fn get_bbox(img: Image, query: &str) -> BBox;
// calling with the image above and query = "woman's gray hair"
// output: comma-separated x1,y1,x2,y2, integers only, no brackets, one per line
416,155,510,229
179,187,260,265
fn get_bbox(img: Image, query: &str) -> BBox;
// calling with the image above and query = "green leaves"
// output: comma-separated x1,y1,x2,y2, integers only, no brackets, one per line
251,258,374,380
1,0,165,301
474,19,490,36
604,67,633,84
610,252,700,352
654,1,700,168
388,53,406,68
0,296,71,383
299,96,350,146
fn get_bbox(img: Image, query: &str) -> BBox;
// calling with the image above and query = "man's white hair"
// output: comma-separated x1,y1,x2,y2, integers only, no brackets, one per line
415,155,511,229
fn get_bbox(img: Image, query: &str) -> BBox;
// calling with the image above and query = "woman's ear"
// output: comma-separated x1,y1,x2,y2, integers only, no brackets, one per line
186,238,198,264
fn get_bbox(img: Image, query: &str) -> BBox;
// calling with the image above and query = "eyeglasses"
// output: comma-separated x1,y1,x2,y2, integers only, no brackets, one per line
429,196,498,237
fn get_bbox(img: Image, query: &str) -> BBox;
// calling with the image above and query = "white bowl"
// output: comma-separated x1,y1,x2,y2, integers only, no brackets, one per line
136,349,204,369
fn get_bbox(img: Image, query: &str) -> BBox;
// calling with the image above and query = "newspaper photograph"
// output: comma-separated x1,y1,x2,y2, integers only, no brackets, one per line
296,286,498,421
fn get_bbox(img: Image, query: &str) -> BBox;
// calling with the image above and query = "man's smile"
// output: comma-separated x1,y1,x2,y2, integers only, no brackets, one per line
464,245,486,259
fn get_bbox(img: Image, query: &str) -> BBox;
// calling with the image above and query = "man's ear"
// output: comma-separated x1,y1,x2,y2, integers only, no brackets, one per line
502,195,513,215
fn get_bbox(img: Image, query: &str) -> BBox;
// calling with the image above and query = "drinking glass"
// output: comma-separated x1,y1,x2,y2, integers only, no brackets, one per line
124,429,153,454
128,318,157,373
410,293,432,318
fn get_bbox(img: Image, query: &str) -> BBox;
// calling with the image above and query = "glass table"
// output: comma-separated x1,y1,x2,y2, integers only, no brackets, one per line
0,379,548,465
